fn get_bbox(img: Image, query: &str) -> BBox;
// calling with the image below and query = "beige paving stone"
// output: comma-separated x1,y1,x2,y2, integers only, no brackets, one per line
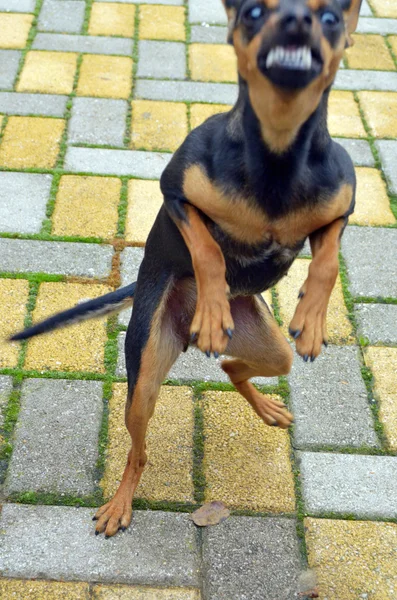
276,259,353,345
139,5,185,42
345,34,395,70
0,13,33,49
0,116,4,129
77,55,133,100
358,91,397,138
0,116,65,169
125,179,163,245
190,103,232,131
328,91,366,138
24,282,110,373
0,579,90,599
389,36,397,58
189,44,237,83
101,384,194,503
89,3,136,38
0,279,29,368
93,585,201,599
365,346,397,450
305,518,397,599
17,51,78,95
131,100,187,151
202,390,295,512
352,167,395,226
369,0,397,18
52,175,120,239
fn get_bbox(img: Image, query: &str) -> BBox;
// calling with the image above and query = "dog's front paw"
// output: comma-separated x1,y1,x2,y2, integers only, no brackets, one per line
93,496,132,538
190,293,234,357
289,294,328,362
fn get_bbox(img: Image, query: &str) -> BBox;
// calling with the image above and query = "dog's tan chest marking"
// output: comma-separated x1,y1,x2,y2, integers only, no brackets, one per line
183,164,353,247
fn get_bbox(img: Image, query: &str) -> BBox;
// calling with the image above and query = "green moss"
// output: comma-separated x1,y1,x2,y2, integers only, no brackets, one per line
192,396,206,504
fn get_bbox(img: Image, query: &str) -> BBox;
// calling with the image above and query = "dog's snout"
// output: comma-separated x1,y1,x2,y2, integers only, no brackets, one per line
280,6,313,37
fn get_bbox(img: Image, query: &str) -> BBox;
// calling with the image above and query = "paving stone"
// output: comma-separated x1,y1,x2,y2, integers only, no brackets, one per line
89,3,136,38
352,167,395,226
77,55,133,99
69,98,127,146
38,0,86,33
360,0,373,15
188,0,227,25
305,518,397,600
5,379,103,495
64,147,172,178
328,91,366,138
0,505,200,587
0,279,29,368
52,175,120,239
376,140,397,194
92,586,201,600
0,91,67,116
189,43,237,83
369,0,397,17
0,579,90,600
334,69,397,91
17,51,78,95
137,41,186,80
0,375,13,428
333,138,375,167
298,452,397,518
101,384,194,503
190,25,228,44
0,238,113,277
118,246,145,327
0,116,65,169
0,13,33,49
0,172,52,234
125,179,163,243
95,0,183,3
288,345,378,449
139,5,185,41
345,34,395,71
131,100,188,152
0,50,21,90
202,517,302,600
0,0,35,11
357,17,397,34
365,347,397,451
356,303,397,345
342,226,397,298
359,91,397,138
24,282,111,373
135,79,238,105
33,33,133,56
190,103,231,130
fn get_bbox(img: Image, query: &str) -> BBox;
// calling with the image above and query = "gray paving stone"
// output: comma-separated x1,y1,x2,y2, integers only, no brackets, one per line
334,69,397,91
189,0,227,25
118,246,145,326
0,50,21,90
0,376,13,428
0,238,113,278
38,0,85,33
298,452,397,518
191,25,228,44
359,0,373,16
0,172,52,234
289,345,378,449
355,303,397,345
357,17,397,34
0,92,67,117
202,517,302,600
333,138,375,167
135,79,238,105
33,33,133,56
0,0,35,11
376,140,397,195
68,98,127,146
5,379,103,496
137,41,186,80
65,147,171,178
0,505,200,586
342,227,397,298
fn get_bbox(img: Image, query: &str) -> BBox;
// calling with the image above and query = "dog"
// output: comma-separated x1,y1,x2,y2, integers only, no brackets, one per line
12,0,362,537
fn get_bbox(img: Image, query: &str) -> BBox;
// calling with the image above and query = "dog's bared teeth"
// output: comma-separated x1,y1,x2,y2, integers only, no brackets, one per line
265,45,312,71
266,48,275,68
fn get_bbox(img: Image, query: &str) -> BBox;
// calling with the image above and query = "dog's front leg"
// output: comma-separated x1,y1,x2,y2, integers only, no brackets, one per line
289,217,347,362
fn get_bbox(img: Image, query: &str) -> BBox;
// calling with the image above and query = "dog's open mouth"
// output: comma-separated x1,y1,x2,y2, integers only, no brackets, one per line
259,44,323,89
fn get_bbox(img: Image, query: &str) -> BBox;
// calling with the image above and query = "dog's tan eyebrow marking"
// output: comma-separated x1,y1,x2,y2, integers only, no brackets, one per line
307,0,328,10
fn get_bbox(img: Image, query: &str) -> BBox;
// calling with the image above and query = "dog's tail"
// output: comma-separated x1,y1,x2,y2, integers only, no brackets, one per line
10,282,137,342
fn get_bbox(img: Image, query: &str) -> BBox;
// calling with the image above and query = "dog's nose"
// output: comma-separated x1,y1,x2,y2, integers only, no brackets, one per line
280,7,313,37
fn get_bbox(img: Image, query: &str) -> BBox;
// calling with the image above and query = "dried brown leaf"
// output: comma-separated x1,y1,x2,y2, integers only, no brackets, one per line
191,501,230,527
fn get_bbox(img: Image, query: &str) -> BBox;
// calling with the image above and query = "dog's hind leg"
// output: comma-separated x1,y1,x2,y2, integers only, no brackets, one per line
222,295,294,429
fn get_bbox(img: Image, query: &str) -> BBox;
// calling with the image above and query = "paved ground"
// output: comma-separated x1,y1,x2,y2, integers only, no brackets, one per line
0,0,396,598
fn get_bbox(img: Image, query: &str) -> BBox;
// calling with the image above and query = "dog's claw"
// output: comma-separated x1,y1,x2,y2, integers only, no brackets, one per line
289,328,301,340
190,332,198,343
310,355,316,363
95,530,100,536
303,354,309,362
214,351,219,359
323,340,328,348
226,328,233,340
92,516,98,521
205,350,211,358
298,291,304,299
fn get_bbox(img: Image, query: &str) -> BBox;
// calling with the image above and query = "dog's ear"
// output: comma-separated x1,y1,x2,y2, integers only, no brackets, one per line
221,0,240,44
337,0,363,46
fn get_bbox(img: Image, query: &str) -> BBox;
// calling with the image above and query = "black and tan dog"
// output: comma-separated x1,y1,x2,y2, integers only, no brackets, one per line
12,0,362,537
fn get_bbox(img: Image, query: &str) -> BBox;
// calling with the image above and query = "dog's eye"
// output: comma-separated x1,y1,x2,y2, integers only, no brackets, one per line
244,5,264,22
321,11,339,26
